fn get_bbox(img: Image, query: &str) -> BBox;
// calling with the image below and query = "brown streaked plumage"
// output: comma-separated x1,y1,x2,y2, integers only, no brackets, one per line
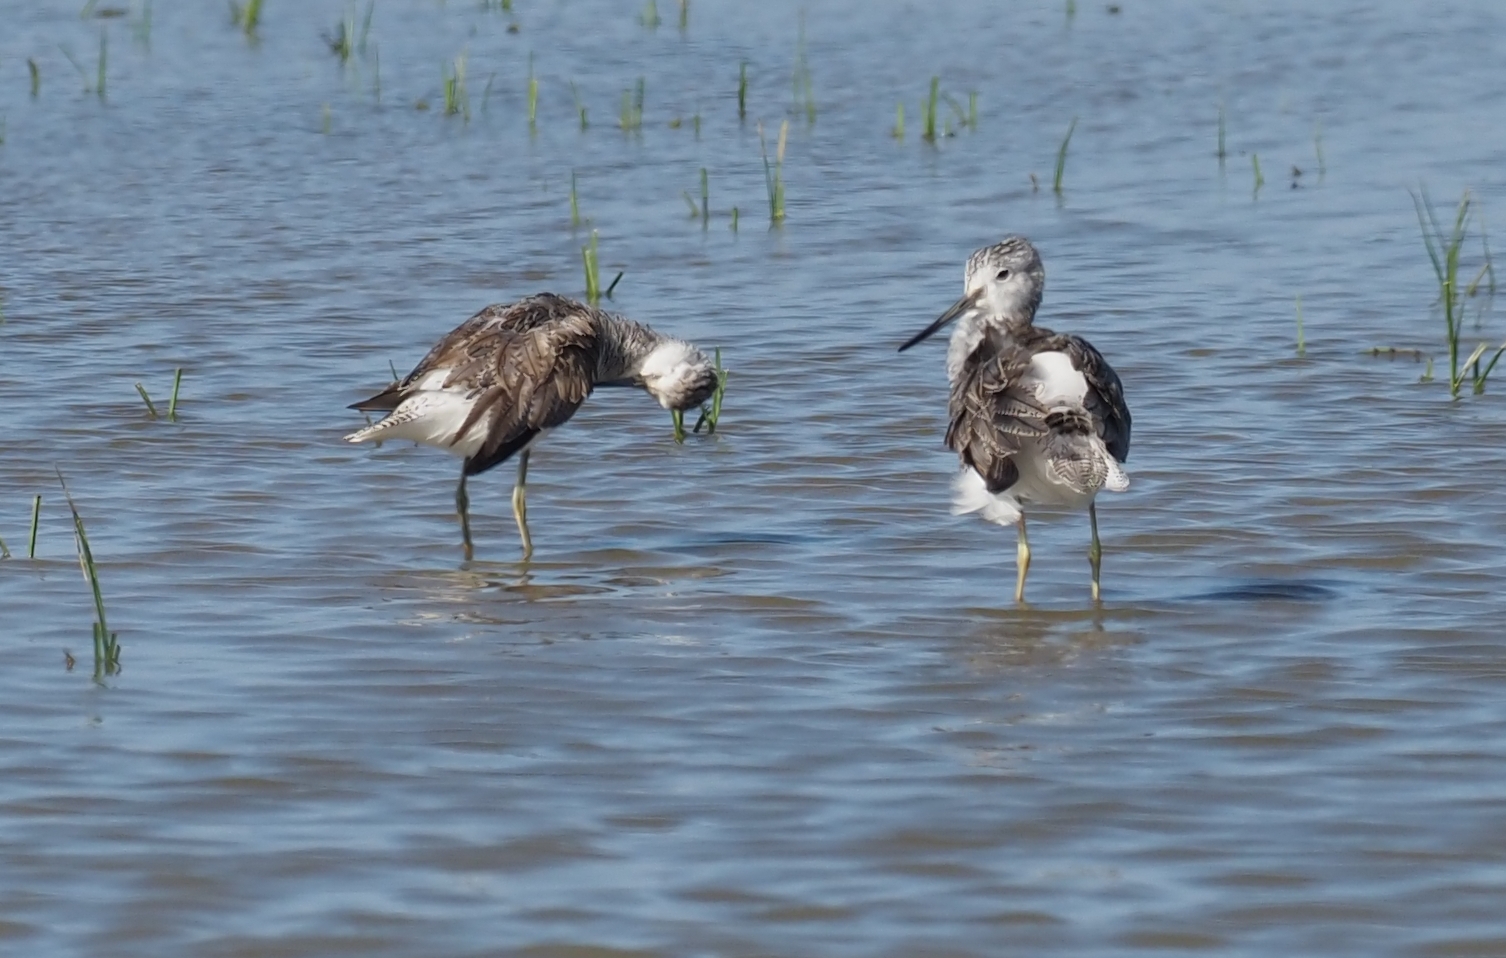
346,293,719,560
899,237,1132,604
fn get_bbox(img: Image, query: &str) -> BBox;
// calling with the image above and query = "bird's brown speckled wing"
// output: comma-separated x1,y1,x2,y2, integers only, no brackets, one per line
945,335,1050,494
1042,331,1131,463
351,294,602,476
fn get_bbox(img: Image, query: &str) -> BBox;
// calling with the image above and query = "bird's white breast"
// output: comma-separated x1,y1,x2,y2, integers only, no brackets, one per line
1025,350,1088,406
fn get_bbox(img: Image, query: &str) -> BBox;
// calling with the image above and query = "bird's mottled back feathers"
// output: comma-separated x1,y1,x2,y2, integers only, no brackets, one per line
349,294,605,476
946,324,1131,495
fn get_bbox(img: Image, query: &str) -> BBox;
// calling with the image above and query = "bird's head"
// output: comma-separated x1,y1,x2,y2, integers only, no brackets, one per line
899,236,1047,352
637,339,719,411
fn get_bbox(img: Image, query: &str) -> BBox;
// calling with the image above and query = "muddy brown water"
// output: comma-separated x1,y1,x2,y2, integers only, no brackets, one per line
4,1,1506,955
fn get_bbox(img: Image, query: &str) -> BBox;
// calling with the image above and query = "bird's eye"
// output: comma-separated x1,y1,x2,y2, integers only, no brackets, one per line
996,269,1011,280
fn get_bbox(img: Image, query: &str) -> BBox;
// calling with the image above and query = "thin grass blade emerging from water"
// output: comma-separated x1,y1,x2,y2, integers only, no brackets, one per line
692,348,727,435
57,470,119,677
1053,117,1077,195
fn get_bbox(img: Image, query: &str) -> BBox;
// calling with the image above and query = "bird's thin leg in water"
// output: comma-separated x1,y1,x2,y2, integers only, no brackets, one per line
456,471,473,562
1088,501,1103,603
511,449,533,560
1015,513,1031,604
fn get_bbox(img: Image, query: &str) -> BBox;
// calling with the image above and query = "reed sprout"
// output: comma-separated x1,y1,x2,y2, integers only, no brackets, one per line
682,168,710,224
28,59,39,97
57,471,119,677
168,367,183,420
1314,121,1325,176
759,120,788,224
1216,103,1226,164
132,0,152,46
730,206,739,232
678,0,689,30
619,77,644,131
0,531,8,559
892,102,904,140
1294,295,1306,356
134,382,159,418
570,81,588,129
1252,153,1263,194
1053,116,1077,195
569,170,582,227
1414,188,1502,396
443,53,469,119
640,0,660,28
527,53,538,131
792,15,815,123
582,231,601,302
28,495,41,559
692,348,727,435
325,9,356,63
921,77,939,142
737,61,747,120
229,0,262,37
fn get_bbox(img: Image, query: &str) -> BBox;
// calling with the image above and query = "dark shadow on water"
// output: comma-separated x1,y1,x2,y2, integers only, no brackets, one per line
1184,578,1342,603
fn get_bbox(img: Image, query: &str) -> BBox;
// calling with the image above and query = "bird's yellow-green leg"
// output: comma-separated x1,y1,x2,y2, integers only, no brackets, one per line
511,449,533,560
671,408,685,443
1015,513,1031,604
456,472,474,562
1089,501,1103,603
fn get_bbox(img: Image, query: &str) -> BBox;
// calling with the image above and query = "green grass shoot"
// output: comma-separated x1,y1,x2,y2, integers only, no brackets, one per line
1053,116,1077,194
443,53,469,120
892,102,904,140
1314,121,1325,176
230,0,262,37
1294,294,1306,357
135,382,159,419
699,167,709,225
582,230,601,302
57,470,119,677
921,76,939,142
325,8,356,63
730,206,739,232
1252,153,1263,194
0,530,9,559
570,81,588,129
678,0,688,30
1413,187,1504,396
569,170,582,227
527,52,538,131
692,348,727,435
640,0,660,28
1066,0,1077,23
28,58,39,97
968,91,977,129
759,120,788,224
619,77,644,131
737,60,747,120
28,495,41,559
792,14,815,123
168,367,183,420
133,0,153,45
1217,103,1226,164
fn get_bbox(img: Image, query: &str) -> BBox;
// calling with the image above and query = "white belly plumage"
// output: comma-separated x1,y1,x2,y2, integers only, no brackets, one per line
344,371,493,460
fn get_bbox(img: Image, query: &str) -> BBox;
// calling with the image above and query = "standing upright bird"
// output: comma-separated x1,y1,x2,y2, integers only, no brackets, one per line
898,237,1131,603
345,293,720,560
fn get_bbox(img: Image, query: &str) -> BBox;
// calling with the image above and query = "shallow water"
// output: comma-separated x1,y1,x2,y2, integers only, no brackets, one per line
4,0,1506,954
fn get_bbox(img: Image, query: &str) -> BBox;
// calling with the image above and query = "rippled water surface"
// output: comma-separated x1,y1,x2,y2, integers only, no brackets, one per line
5,1,1506,954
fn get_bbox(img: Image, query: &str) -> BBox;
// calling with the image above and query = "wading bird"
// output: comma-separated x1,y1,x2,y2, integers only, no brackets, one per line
346,293,719,560
899,237,1131,603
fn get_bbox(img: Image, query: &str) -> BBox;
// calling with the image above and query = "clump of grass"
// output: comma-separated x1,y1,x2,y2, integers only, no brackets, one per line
759,119,788,224
526,52,538,132
1053,116,1077,195
57,471,119,677
639,0,660,28
570,81,588,129
582,230,601,302
921,77,939,141
737,60,747,120
619,77,644,131
693,348,727,434
1251,153,1264,194
1413,188,1502,396
443,52,470,120
229,0,263,37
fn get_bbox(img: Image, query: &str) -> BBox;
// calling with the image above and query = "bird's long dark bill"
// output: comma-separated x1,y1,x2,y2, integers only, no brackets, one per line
897,291,980,352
